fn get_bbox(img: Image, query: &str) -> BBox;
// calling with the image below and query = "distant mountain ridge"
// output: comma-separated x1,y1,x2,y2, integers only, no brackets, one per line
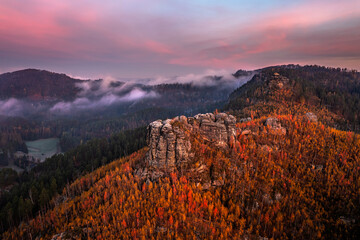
0,69,83,101
226,65,360,132
0,68,250,117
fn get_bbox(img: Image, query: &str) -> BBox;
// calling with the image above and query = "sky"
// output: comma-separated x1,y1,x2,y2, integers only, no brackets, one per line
0,0,359,78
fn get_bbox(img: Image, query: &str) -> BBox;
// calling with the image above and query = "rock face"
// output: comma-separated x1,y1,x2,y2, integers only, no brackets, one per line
305,112,318,122
267,73,290,90
265,117,286,135
146,118,191,169
146,113,237,169
193,113,237,145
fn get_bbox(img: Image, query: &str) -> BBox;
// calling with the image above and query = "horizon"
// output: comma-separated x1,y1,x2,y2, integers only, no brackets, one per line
0,0,359,78
0,63,358,82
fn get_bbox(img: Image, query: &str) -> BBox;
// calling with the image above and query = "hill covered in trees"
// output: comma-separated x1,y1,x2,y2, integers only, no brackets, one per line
5,112,359,239
0,69,82,101
0,127,147,234
226,65,360,131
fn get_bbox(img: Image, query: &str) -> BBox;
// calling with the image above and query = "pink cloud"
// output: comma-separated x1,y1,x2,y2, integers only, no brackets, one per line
0,0,359,75
0,5,68,39
144,40,173,54
167,0,360,70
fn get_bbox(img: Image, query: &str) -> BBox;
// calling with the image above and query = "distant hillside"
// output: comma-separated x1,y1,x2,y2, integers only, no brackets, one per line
0,69,82,101
226,65,360,131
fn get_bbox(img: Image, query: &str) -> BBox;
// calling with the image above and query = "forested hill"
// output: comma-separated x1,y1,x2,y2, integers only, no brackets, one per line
226,65,360,131
0,127,147,234
0,69,83,101
5,112,360,239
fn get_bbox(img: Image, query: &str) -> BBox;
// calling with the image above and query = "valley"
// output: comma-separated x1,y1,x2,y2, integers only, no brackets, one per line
0,69,250,169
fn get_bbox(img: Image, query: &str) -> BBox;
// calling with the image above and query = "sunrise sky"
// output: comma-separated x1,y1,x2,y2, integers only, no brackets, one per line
0,0,359,78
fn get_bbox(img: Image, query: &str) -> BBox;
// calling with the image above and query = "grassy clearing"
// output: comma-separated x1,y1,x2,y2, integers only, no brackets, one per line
25,138,61,162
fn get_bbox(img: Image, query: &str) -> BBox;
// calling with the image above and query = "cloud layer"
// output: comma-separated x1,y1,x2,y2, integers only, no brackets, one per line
0,98,25,116
0,0,359,77
0,69,252,116
50,69,249,114
138,69,254,90
50,80,159,114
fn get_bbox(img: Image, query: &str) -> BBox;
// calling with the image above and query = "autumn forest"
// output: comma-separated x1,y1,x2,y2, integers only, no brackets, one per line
2,65,360,239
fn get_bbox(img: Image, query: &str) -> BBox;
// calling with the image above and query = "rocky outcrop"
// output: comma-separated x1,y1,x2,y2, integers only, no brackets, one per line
265,117,286,135
239,117,252,123
146,113,237,169
146,118,191,169
193,113,237,145
267,73,290,90
305,112,318,122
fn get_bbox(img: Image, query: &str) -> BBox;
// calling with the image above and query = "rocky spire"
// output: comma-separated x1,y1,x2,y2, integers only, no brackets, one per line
146,113,237,169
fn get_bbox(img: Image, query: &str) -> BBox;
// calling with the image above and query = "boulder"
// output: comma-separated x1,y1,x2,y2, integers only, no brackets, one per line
239,117,252,123
268,73,290,90
265,117,281,128
202,182,211,190
305,112,318,122
265,117,286,135
241,129,252,135
259,145,272,153
212,179,224,187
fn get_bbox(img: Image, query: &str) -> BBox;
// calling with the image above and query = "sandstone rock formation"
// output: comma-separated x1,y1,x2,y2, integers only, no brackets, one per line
267,73,290,90
146,118,191,169
305,112,318,122
265,117,286,135
239,117,252,123
146,113,237,169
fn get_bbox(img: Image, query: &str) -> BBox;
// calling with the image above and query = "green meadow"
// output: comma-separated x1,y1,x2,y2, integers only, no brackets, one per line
25,138,61,162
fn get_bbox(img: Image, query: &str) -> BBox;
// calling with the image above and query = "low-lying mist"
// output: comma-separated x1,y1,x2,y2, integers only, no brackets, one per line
0,69,254,118
50,87,158,114
132,69,253,89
